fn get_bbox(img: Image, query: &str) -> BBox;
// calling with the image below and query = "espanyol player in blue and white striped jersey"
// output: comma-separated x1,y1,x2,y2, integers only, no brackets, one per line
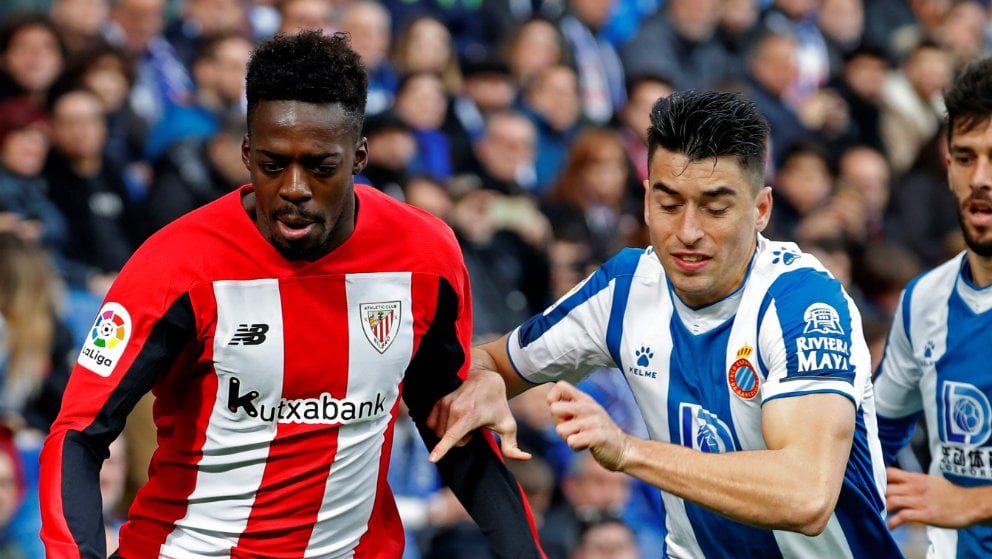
429,90,904,558
875,56,992,559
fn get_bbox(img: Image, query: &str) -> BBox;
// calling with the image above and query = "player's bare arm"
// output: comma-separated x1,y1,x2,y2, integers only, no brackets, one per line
549,380,854,536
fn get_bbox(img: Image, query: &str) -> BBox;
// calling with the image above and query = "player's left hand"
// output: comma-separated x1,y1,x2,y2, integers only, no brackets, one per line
427,368,531,463
885,467,974,529
547,381,630,472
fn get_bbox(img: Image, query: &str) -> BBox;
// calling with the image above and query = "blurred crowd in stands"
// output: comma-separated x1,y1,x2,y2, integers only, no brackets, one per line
0,0,987,556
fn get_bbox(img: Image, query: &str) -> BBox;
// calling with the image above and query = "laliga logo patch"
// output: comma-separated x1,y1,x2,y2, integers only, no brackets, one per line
360,301,401,353
728,345,759,400
78,302,132,377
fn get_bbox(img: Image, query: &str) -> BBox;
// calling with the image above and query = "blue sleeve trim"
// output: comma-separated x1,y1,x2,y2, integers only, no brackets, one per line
506,331,542,386
761,387,857,407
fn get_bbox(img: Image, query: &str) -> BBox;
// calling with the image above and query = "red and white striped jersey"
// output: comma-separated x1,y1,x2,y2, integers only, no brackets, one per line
40,184,544,559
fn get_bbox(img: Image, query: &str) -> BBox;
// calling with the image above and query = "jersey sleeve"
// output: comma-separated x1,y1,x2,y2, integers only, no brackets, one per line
39,245,198,559
401,246,546,559
758,269,870,406
872,287,925,463
506,255,626,385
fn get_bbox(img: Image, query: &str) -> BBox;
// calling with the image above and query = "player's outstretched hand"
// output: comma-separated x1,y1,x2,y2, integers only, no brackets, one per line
547,381,630,472
886,467,973,529
427,367,532,463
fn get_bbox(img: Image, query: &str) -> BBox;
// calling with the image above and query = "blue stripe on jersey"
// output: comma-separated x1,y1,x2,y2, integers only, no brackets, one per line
756,294,773,382
937,289,992,487
956,525,992,559
835,476,905,559
768,269,857,386
683,501,782,559
517,266,610,348
835,406,901,558
847,410,886,514
518,248,643,351
606,264,636,371
899,274,924,349
667,307,743,452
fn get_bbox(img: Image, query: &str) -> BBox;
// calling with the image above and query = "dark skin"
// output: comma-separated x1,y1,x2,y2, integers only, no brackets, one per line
241,100,369,261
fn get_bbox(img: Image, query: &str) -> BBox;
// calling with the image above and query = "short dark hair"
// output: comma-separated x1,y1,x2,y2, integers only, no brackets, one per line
944,56,992,143
245,30,368,136
647,90,769,190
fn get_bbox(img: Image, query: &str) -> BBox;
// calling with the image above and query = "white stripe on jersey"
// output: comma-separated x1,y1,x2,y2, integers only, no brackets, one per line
163,279,286,556
773,515,853,558
303,272,413,558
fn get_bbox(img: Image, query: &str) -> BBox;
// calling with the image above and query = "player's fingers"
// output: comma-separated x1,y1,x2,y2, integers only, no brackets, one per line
886,508,917,530
425,400,441,431
551,380,581,400
429,416,473,463
561,429,594,452
885,467,912,483
496,424,532,461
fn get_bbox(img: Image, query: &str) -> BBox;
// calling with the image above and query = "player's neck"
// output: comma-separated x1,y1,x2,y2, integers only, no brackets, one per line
965,250,992,288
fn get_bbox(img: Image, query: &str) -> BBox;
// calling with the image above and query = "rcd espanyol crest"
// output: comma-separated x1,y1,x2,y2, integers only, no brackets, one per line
360,301,401,353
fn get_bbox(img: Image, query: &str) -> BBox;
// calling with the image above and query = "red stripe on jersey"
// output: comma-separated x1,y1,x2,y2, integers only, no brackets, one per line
231,279,349,556
120,288,221,557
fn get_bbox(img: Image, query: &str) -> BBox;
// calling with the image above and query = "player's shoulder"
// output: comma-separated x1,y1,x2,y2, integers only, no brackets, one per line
123,188,245,281
600,246,659,279
355,184,458,245
146,186,236,238
751,237,836,288
908,252,964,294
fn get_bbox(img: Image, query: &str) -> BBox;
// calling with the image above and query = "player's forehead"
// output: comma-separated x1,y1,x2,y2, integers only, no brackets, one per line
248,100,359,151
648,149,753,196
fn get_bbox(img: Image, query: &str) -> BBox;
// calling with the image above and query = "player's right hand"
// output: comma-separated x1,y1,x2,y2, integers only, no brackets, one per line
427,367,532,463
547,380,630,472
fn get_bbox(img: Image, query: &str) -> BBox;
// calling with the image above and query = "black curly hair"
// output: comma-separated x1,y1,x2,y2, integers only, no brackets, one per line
245,30,368,136
647,90,769,192
944,56,992,144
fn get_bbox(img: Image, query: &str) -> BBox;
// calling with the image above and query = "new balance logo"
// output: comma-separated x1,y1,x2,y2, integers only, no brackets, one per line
228,323,269,345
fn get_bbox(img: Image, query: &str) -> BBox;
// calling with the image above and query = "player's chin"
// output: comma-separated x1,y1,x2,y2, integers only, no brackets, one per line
273,233,327,261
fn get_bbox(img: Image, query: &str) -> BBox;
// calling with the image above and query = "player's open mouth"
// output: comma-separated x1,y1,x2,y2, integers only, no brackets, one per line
278,220,315,240
673,253,709,271
967,200,992,227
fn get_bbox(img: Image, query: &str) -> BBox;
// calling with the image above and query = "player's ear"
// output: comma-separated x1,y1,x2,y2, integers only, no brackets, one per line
755,186,772,232
241,133,251,172
353,137,368,175
643,179,651,223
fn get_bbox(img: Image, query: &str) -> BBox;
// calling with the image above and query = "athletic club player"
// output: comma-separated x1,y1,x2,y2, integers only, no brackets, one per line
40,30,543,559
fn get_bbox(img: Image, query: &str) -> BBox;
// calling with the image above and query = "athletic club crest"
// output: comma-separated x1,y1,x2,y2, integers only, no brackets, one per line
360,301,401,353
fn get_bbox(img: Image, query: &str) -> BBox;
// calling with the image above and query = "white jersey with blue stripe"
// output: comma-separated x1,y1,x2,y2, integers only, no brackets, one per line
875,252,992,559
507,235,902,559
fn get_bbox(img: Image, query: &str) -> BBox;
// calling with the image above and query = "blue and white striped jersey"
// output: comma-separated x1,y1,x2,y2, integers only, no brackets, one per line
875,252,992,559
508,235,902,559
